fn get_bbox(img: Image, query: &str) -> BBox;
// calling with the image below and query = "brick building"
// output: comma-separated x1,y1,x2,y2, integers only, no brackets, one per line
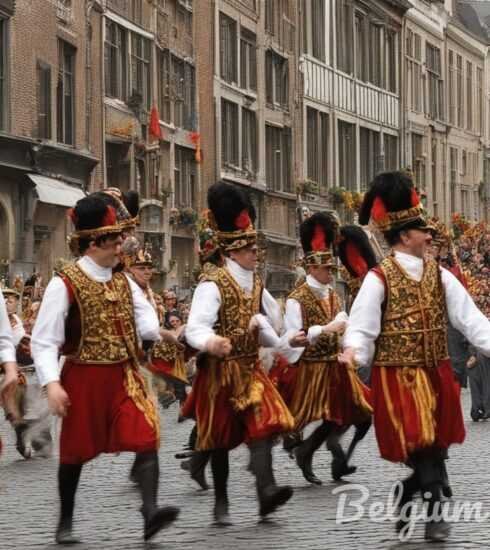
0,0,102,282
195,0,299,296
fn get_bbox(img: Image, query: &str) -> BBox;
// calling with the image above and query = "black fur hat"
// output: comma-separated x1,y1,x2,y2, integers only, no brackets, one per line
67,194,122,255
338,225,378,279
358,171,427,234
207,181,257,251
300,212,338,266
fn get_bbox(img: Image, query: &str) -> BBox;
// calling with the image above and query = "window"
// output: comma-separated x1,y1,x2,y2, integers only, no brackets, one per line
355,13,367,81
385,30,397,93
0,19,7,130
104,21,127,101
477,67,483,134
240,28,256,92
130,33,151,109
448,50,455,125
338,121,356,191
360,127,380,191
466,61,473,131
336,0,353,74
130,0,142,25
221,99,239,167
311,0,326,62
368,23,381,87
426,44,443,121
172,55,185,128
219,13,237,84
158,49,196,130
456,55,463,127
174,146,197,208
406,29,422,113
242,108,257,175
450,147,458,212
158,49,171,122
412,133,425,191
266,125,292,193
306,107,329,193
36,61,51,139
384,134,398,172
265,50,289,109
431,138,438,216
57,40,75,145
106,142,130,192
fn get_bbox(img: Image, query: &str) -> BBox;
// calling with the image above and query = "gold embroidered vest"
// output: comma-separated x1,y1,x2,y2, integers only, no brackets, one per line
152,341,178,362
59,263,138,364
201,264,262,359
374,256,449,368
288,282,341,362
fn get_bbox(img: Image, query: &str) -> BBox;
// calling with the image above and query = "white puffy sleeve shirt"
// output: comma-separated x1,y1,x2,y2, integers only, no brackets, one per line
343,251,490,368
281,275,348,364
185,259,281,351
31,257,160,387
0,288,16,364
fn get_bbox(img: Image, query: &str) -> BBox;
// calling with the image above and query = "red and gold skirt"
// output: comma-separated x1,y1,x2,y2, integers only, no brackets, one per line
60,359,159,465
148,355,189,385
371,359,465,463
270,357,372,432
182,356,294,451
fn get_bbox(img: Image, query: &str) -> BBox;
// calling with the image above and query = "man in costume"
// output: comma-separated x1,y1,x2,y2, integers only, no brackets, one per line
32,194,179,544
274,214,372,485
0,286,19,456
340,171,490,541
182,181,295,524
323,224,378,477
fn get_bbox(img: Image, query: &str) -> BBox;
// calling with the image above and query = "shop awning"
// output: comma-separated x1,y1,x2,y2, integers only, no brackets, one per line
28,174,86,207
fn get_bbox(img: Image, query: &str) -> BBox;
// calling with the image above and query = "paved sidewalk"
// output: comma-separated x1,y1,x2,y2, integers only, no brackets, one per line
1,389,489,550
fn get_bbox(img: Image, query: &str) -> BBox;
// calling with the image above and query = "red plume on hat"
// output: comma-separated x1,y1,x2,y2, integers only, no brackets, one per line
102,205,117,227
235,209,251,231
311,224,327,251
371,197,388,224
338,225,378,280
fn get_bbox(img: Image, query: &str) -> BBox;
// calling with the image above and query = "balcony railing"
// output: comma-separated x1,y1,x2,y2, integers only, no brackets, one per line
303,56,400,129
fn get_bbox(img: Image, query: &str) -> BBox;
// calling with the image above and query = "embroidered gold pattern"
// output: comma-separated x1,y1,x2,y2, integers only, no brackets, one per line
60,264,138,364
374,256,449,368
288,283,341,361
151,341,188,384
60,263,159,437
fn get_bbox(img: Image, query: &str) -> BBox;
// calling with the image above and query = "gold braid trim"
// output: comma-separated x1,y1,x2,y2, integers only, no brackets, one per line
398,367,436,451
124,366,160,442
375,204,426,232
380,366,407,458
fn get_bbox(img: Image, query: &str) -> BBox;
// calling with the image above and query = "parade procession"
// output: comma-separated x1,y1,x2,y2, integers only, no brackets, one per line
4,1,490,549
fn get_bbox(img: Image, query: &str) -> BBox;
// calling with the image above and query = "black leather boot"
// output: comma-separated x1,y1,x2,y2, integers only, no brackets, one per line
211,449,232,526
134,451,179,541
327,427,356,481
184,450,211,490
56,464,83,545
423,484,450,541
249,439,293,518
295,421,333,485
394,474,419,534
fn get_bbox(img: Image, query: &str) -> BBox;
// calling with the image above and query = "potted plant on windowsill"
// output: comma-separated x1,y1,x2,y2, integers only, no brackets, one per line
296,179,319,197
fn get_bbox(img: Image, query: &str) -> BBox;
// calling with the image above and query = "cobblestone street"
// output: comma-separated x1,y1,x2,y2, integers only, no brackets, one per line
2,389,490,550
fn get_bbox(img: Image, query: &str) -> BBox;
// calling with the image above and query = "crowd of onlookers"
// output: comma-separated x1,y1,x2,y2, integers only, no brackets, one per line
454,222,490,318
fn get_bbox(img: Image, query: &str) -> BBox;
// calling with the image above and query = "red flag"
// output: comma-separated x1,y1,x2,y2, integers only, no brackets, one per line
149,105,162,141
189,131,202,164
